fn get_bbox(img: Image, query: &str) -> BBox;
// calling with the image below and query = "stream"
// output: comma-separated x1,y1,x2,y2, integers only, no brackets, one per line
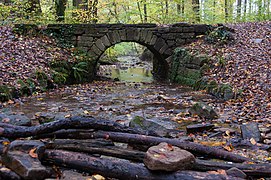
1,55,216,131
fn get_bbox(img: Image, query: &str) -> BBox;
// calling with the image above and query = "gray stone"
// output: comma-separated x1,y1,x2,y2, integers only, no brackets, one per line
144,142,195,171
2,151,51,180
241,123,262,142
129,116,181,137
100,35,111,47
251,38,263,43
95,39,106,51
145,31,153,44
159,44,169,54
188,102,218,120
154,38,165,52
91,44,102,56
226,167,247,179
0,113,31,126
107,31,117,44
118,29,127,41
60,170,93,180
149,35,157,45
186,123,214,134
8,140,45,153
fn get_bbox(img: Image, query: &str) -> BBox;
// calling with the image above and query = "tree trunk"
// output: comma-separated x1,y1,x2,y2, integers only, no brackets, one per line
55,0,68,21
225,0,229,22
237,0,242,21
192,0,200,22
143,0,147,22
41,149,237,180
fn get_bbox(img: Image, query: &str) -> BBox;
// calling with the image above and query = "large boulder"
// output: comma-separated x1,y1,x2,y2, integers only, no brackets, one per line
143,142,195,171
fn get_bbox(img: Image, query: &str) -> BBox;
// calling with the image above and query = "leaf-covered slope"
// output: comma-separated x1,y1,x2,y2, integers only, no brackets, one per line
186,21,271,121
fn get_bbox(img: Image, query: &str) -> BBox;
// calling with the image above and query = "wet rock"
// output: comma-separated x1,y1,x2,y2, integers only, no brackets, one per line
186,123,214,134
251,38,263,43
129,116,182,137
188,102,218,120
0,166,21,180
8,140,45,153
226,167,247,179
60,170,93,180
0,113,31,126
144,142,195,171
2,151,51,180
241,123,262,142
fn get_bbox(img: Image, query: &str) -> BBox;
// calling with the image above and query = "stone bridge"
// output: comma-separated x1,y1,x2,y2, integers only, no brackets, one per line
46,23,212,79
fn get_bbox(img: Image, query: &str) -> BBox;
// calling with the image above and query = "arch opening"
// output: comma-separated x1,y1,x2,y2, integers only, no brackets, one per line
93,41,169,82
96,42,154,82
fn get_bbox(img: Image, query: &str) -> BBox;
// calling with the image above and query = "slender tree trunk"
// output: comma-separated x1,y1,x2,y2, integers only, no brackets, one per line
177,3,181,14
165,0,169,15
257,0,263,20
181,0,184,15
143,0,147,22
225,0,229,22
192,0,200,22
55,0,67,21
136,1,143,23
237,0,242,21
243,0,247,20
267,0,270,18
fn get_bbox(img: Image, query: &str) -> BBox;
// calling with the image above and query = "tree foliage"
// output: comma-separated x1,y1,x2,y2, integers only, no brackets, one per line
0,0,270,24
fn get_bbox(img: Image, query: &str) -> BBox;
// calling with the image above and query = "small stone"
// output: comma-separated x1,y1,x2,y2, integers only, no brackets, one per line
226,167,247,179
2,151,51,180
251,38,263,43
143,142,195,171
188,102,218,120
241,123,262,142
213,127,236,134
186,123,214,134
60,170,93,180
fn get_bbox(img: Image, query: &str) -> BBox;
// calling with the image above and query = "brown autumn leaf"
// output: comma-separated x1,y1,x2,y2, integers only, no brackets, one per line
29,148,38,158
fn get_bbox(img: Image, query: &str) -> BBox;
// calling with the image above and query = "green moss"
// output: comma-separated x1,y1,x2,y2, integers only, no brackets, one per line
0,85,12,102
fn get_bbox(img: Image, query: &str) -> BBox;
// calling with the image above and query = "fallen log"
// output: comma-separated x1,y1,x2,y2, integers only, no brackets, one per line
45,139,145,161
194,159,271,177
89,131,250,163
35,130,249,163
0,116,157,138
40,149,241,180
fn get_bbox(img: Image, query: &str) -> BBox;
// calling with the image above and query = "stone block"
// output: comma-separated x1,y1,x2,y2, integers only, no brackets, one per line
150,35,157,45
100,35,111,47
107,31,117,44
145,31,153,44
118,29,127,41
126,29,136,41
159,44,169,54
183,26,195,32
133,29,141,41
2,151,51,180
114,31,121,43
90,45,102,56
139,29,148,42
95,39,106,51
169,27,183,33
154,38,166,52
180,33,195,39
166,40,175,47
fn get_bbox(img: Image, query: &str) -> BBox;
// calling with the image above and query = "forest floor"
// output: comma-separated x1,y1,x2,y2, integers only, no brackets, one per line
186,21,271,124
1,21,271,167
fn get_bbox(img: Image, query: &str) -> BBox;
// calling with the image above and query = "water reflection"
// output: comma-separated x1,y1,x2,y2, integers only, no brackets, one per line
98,56,153,82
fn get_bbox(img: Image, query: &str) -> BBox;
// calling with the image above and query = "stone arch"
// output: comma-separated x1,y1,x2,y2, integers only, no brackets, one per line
88,29,170,79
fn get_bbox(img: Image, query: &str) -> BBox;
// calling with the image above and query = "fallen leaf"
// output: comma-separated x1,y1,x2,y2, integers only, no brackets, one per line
29,148,38,158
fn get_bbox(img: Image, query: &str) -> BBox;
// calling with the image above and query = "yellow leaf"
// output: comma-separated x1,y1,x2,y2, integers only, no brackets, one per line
2,141,10,146
266,157,271,161
83,110,89,114
64,114,71,118
250,138,257,145
91,174,105,180
200,141,226,146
